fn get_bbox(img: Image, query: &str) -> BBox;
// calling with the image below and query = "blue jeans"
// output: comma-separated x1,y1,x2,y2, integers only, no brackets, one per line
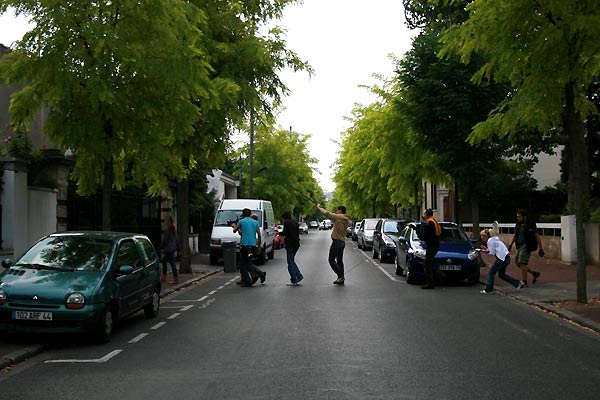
286,246,302,282
328,239,346,278
239,246,255,284
485,255,520,292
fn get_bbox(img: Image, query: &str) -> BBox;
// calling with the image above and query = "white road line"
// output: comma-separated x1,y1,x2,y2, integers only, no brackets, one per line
161,306,187,309
168,313,181,320
151,322,166,330
208,290,217,295
180,305,194,311
218,285,225,290
366,256,399,282
128,333,149,343
198,295,209,302
45,349,123,364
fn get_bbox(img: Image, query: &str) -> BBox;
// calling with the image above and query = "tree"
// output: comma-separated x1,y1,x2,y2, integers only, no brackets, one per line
0,1,214,230
173,0,310,273
440,0,600,303
237,125,322,219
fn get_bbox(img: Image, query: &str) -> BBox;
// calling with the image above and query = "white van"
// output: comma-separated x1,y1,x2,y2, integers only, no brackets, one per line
209,199,276,265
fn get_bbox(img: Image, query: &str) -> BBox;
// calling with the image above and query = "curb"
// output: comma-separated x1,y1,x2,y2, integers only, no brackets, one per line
160,268,223,297
479,277,600,335
0,345,45,370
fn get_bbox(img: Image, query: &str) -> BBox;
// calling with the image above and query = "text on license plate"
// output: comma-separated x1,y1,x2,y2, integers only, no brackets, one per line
439,265,461,271
13,311,53,321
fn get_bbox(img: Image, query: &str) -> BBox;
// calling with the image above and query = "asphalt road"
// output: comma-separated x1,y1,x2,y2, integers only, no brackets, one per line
1,230,599,399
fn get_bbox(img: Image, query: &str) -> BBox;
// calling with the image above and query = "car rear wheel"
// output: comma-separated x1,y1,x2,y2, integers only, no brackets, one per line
268,242,275,260
144,291,160,318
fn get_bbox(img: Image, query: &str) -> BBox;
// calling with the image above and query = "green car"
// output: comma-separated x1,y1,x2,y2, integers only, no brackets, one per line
0,232,161,342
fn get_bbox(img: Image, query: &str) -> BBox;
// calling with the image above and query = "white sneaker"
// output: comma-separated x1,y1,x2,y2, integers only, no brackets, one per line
480,289,493,294
516,281,526,290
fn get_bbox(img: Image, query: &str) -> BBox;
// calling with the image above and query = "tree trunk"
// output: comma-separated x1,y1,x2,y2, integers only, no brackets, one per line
413,181,420,221
454,180,460,225
177,177,192,274
102,160,112,231
565,82,589,304
249,114,255,198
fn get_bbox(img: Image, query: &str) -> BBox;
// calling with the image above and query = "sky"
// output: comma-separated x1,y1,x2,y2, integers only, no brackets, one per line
0,1,417,192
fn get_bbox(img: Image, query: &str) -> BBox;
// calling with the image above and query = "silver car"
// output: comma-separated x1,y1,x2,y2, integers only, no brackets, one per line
356,218,381,251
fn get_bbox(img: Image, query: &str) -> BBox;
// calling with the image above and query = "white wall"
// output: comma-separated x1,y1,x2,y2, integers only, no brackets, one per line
28,187,57,246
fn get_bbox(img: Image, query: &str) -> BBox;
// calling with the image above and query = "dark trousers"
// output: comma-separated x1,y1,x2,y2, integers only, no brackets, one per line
162,251,177,277
328,239,346,278
424,245,439,286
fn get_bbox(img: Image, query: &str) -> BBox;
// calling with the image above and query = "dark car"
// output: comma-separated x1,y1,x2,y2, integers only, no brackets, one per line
0,232,161,342
395,222,480,285
372,219,406,263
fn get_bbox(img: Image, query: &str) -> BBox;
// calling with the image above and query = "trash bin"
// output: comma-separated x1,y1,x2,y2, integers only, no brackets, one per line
222,241,237,273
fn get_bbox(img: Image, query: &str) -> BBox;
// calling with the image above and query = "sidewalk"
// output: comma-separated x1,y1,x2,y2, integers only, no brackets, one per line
0,253,223,370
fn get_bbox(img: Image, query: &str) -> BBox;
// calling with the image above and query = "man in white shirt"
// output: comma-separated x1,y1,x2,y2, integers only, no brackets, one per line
479,229,525,294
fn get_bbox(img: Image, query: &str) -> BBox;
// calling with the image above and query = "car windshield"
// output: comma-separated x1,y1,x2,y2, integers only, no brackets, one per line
214,210,263,227
15,236,113,272
440,225,469,242
383,221,400,234
364,220,378,230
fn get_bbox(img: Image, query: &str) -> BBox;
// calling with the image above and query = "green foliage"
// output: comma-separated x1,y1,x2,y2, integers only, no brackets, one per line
0,0,215,196
236,125,322,219
1,131,32,160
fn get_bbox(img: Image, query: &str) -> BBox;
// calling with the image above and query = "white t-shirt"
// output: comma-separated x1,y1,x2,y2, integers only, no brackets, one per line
486,236,509,262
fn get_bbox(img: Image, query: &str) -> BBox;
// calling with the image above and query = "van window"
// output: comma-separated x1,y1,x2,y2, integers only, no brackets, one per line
214,210,263,227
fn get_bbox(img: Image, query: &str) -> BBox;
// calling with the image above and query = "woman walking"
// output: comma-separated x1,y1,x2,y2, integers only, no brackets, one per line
159,215,179,284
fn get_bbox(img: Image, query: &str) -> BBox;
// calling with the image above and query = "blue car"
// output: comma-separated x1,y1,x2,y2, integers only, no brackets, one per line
395,222,480,285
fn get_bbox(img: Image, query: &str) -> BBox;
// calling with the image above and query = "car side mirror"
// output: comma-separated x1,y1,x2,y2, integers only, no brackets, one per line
1,259,13,269
118,265,134,275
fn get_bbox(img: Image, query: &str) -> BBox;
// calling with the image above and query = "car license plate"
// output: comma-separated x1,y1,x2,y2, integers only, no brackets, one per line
439,265,461,271
13,311,53,321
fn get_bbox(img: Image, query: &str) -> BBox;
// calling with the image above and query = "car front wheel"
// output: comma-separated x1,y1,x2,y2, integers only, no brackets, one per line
96,306,115,343
144,291,160,318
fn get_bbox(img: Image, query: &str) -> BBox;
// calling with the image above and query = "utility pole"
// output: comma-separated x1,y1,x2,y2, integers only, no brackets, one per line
249,113,255,198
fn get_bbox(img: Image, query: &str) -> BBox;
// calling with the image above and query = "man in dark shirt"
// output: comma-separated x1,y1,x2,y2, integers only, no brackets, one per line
413,208,441,289
281,211,303,285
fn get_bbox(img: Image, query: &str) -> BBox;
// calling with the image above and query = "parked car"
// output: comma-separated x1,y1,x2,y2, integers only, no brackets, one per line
319,219,332,230
351,222,361,241
299,222,309,234
372,219,406,263
0,232,161,342
395,222,480,285
274,231,284,249
356,218,381,251
346,221,355,238
309,221,319,229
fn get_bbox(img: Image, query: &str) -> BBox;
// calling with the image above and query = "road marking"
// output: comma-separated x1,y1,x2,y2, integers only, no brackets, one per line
151,322,166,330
180,305,194,311
168,313,181,320
218,285,225,290
128,333,149,343
198,298,216,309
45,350,123,364
208,290,217,295
365,256,399,282
198,295,209,302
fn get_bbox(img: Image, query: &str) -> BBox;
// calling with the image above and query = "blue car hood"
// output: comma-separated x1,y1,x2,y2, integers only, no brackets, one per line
436,242,474,259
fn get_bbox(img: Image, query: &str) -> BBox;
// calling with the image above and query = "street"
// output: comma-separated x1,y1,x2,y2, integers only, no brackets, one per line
1,230,599,399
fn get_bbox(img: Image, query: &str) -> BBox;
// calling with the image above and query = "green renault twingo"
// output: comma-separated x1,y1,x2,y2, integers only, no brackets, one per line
0,232,161,342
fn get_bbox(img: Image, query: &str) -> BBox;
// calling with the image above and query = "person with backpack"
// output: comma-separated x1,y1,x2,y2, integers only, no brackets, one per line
507,209,545,286
412,208,441,289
